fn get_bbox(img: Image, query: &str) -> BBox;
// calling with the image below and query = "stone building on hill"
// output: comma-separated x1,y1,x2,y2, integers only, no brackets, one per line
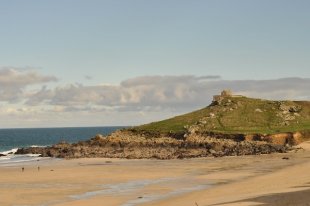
213,89,243,103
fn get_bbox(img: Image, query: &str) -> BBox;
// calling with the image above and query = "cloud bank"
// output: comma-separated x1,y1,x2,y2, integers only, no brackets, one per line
0,67,309,127
0,67,57,103
26,75,310,112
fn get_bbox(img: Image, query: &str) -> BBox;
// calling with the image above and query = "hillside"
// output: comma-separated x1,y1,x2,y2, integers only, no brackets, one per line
134,91,310,135
16,91,310,159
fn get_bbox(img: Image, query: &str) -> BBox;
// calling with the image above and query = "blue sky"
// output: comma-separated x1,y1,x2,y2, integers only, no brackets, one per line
0,0,309,128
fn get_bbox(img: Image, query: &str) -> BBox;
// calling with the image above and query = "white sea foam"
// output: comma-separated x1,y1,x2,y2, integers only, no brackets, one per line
0,157,11,160
30,145,46,148
26,154,41,157
0,148,18,155
0,148,43,166
0,145,46,156
0,154,43,165
0,145,47,166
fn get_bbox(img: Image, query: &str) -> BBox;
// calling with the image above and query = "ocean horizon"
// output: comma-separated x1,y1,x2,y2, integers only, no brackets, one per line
0,126,125,154
0,126,126,166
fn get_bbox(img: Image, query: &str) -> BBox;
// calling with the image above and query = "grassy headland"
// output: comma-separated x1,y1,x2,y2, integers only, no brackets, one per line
134,94,310,136
16,91,310,159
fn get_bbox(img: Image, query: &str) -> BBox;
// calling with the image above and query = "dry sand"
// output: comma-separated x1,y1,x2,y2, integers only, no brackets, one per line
1,142,310,206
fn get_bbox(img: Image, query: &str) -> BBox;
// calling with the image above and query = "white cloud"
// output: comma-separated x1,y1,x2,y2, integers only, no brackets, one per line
0,70,309,127
0,67,58,103
26,75,310,112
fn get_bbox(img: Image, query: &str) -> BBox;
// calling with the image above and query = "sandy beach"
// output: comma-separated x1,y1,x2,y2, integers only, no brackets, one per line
1,142,310,206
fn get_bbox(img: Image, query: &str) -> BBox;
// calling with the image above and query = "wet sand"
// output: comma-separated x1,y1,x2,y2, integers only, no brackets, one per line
0,142,310,206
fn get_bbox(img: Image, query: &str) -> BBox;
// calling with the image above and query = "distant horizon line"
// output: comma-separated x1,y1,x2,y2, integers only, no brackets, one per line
0,125,130,130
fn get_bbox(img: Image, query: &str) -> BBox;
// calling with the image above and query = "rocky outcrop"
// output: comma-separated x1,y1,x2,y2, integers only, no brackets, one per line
15,92,309,160
277,102,302,126
16,130,289,159
244,132,305,146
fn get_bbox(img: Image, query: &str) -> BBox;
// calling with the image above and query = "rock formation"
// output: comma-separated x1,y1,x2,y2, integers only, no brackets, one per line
16,130,290,159
15,92,309,159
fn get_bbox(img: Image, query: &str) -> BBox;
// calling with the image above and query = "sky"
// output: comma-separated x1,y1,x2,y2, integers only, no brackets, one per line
0,0,309,128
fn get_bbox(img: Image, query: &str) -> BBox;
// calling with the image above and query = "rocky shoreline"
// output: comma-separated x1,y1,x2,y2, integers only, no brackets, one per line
15,130,293,159
14,91,310,159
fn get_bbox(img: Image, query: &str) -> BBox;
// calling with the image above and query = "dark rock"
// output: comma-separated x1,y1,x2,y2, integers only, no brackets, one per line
289,106,302,113
15,131,289,159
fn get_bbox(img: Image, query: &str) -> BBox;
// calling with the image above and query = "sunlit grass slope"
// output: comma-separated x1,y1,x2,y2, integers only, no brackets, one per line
134,96,310,135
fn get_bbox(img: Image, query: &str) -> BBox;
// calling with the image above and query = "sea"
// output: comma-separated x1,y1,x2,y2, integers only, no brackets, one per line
0,126,124,166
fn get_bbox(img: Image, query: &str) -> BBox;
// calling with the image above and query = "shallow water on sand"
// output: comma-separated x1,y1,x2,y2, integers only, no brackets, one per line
1,149,309,206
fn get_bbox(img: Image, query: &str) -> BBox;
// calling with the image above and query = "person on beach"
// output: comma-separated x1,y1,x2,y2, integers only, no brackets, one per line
22,167,24,172
38,166,40,171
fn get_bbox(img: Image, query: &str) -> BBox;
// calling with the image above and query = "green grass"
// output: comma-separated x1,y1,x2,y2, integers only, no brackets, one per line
133,96,310,135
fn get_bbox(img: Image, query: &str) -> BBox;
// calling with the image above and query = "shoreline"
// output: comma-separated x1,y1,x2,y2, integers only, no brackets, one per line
0,153,56,167
15,130,289,159
1,143,310,206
